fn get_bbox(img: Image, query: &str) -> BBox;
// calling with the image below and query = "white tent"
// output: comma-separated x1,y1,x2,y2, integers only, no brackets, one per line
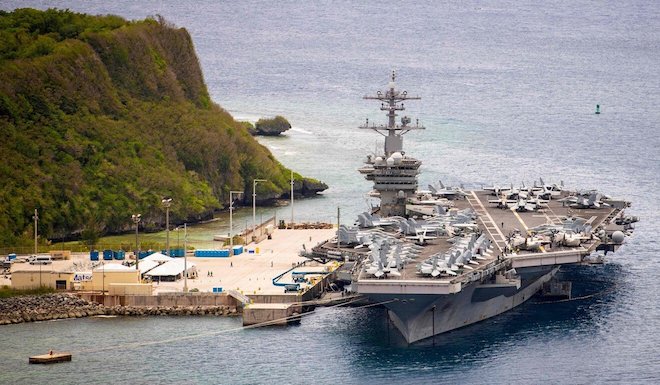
142,252,173,264
145,259,196,282
137,259,159,275
93,263,133,272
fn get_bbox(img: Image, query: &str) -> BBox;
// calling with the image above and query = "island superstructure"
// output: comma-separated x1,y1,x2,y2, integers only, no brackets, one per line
303,72,638,343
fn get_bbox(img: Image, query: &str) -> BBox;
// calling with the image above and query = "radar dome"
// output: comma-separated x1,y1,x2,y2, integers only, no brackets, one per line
391,152,403,164
386,157,395,166
375,156,384,165
612,231,625,244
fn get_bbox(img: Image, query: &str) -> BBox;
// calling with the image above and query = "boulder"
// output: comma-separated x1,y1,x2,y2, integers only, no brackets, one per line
253,116,291,136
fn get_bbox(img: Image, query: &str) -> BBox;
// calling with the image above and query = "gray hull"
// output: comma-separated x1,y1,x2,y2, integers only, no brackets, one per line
364,265,558,343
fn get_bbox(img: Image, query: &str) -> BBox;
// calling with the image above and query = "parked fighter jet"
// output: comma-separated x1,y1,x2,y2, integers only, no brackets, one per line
427,181,467,200
405,228,438,245
560,192,610,209
508,197,548,212
532,178,563,200
418,254,458,277
483,183,512,196
488,194,516,209
364,243,402,278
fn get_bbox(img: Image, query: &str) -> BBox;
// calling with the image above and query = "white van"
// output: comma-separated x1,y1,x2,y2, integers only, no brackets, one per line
28,255,52,265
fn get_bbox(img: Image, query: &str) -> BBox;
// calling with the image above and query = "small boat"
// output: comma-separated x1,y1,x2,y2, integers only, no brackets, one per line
29,351,72,364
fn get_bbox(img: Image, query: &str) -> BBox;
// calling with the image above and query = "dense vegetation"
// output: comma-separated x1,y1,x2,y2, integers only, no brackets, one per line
0,9,326,247
253,115,291,135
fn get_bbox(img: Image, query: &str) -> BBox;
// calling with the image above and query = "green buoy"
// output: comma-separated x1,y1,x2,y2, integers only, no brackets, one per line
595,104,600,114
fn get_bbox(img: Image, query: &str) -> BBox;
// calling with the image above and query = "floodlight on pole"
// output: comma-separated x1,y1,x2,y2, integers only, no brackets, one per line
252,179,267,243
33,209,38,255
290,171,294,228
229,190,244,252
161,197,173,256
183,223,188,293
132,214,141,271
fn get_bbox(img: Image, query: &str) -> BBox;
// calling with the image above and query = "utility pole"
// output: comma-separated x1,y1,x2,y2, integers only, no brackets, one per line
33,209,38,255
290,171,294,228
252,179,267,243
132,214,141,271
162,197,172,256
229,190,243,253
183,223,188,293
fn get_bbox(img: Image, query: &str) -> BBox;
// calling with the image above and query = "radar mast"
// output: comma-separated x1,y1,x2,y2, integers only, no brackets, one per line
358,71,425,217
359,70,425,156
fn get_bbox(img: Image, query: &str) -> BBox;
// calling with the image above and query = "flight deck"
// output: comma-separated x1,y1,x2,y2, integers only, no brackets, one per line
312,188,627,290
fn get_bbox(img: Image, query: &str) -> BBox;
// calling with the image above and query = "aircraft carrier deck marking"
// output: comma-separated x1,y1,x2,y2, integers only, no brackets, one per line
467,191,506,252
510,207,548,253
510,208,529,232
543,204,564,225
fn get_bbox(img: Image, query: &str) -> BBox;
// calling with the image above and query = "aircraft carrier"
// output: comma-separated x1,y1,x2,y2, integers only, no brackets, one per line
302,72,638,343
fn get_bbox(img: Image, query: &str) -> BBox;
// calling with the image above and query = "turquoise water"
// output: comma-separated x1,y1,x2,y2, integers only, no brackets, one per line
0,265,646,384
1,1,659,383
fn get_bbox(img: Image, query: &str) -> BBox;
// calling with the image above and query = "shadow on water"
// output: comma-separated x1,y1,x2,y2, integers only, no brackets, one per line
336,263,627,372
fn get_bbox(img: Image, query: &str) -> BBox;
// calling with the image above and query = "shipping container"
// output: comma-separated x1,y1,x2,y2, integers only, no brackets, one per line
194,249,230,257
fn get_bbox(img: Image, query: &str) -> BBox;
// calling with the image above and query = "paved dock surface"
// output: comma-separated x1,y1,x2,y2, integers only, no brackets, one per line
162,228,336,295
3,228,336,295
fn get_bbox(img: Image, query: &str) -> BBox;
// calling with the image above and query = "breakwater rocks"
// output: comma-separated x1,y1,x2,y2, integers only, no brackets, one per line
0,294,237,325
0,294,105,324
103,305,237,317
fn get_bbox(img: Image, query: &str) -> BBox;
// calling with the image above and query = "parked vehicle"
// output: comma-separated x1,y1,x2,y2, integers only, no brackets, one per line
28,255,52,265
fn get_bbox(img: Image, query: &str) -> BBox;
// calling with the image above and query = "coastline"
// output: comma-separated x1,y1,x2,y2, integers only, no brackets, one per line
0,293,238,326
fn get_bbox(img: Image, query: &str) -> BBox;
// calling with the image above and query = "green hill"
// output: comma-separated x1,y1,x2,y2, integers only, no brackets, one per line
0,9,327,246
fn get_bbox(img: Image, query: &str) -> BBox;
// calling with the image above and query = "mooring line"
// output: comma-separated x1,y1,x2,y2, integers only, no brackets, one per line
533,282,617,304
74,296,386,354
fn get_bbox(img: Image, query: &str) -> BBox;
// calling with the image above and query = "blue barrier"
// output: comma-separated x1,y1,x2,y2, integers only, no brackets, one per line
194,249,230,257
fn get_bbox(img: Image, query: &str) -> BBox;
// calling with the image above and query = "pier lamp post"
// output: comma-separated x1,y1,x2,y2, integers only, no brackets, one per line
101,261,105,296
229,191,244,252
290,171,295,228
183,223,188,293
162,197,172,256
132,214,141,271
33,209,38,255
252,179,267,243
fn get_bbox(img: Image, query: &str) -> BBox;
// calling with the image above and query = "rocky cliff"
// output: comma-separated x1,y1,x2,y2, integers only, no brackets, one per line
0,9,327,244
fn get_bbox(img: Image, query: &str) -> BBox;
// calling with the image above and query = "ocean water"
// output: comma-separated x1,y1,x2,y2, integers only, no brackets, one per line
1,1,659,383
